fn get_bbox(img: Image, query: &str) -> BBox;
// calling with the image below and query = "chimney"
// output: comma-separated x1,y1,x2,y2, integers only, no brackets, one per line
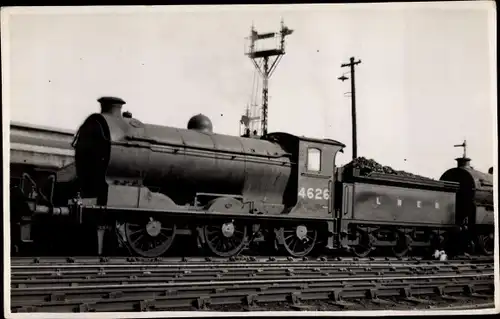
455,157,471,168
98,97,126,117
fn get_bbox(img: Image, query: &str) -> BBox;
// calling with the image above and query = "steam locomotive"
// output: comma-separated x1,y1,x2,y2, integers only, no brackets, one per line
10,97,495,258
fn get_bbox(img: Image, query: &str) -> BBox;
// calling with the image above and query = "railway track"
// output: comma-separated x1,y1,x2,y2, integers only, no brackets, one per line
10,257,495,312
11,258,494,287
10,254,494,265
11,272,494,312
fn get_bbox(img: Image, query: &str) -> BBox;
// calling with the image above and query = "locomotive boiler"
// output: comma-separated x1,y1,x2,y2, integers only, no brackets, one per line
74,97,293,210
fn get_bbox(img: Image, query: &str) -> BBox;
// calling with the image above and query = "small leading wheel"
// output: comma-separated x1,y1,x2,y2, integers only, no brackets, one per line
391,231,411,257
279,225,317,258
477,233,494,256
352,229,373,258
203,220,248,257
124,217,176,258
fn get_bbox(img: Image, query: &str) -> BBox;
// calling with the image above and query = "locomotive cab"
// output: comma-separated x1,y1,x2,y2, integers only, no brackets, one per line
264,133,345,219
294,137,345,218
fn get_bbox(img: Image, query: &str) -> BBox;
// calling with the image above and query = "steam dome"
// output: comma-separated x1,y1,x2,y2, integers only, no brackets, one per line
187,114,213,133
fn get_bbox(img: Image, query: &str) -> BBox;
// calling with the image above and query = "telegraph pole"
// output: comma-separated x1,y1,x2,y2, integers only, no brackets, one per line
339,57,362,160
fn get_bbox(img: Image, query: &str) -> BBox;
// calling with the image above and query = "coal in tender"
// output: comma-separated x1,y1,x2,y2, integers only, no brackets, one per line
343,157,434,181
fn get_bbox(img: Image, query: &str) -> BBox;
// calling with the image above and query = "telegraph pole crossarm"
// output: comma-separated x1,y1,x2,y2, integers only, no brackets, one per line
454,139,468,159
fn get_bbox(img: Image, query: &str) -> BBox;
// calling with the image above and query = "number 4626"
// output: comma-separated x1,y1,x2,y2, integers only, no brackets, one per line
298,187,330,200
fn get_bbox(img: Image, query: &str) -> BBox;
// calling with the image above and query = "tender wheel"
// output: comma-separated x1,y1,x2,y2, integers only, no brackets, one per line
391,231,411,257
124,217,176,258
203,220,247,257
352,229,373,258
477,233,494,256
279,225,317,258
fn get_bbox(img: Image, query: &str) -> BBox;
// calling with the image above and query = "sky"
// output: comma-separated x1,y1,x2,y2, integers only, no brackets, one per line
2,2,497,179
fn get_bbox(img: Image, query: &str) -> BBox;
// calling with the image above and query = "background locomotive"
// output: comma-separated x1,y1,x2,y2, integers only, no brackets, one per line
9,97,495,258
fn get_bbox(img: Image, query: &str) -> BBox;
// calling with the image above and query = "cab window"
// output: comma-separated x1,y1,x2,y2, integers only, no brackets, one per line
307,148,321,172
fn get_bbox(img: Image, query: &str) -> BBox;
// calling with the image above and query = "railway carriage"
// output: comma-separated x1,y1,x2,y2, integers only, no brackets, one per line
10,122,76,211
9,122,77,254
